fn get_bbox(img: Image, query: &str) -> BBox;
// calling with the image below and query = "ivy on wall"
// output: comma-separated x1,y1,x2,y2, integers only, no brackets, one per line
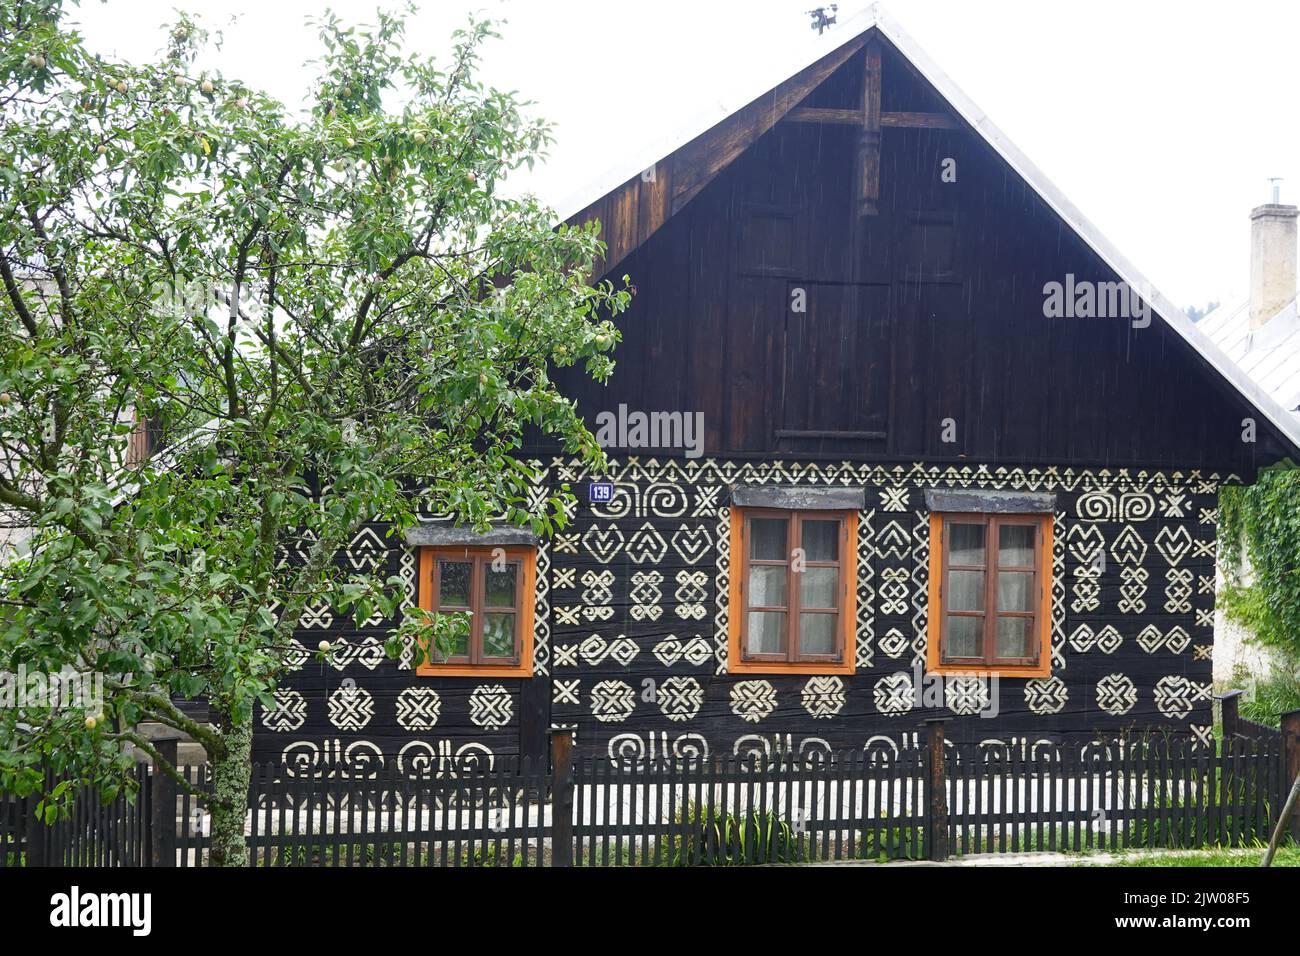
1218,463,1300,721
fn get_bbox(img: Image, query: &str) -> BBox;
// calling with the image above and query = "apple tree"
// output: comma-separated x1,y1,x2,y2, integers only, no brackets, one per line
0,0,627,865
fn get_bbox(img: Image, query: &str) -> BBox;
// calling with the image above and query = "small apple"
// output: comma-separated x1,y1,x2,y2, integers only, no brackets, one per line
96,144,107,155
234,96,247,109
84,715,97,730
478,372,488,385
200,79,214,94
114,80,128,94
594,333,610,346
0,393,11,405
411,131,426,144
318,640,331,652
26,53,46,68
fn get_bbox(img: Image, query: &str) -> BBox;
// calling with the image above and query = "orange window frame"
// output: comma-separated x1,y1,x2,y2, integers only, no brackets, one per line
415,546,535,678
727,508,857,675
925,512,1052,677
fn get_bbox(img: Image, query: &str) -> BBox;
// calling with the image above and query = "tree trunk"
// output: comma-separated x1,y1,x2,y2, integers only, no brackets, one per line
207,720,252,867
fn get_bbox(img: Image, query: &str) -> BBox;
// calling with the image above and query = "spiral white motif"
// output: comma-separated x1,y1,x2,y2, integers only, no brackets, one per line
341,741,384,778
281,741,322,777
397,740,439,777
1075,489,1117,521
643,483,689,518
671,734,709,762
1120,492,1155,521
607,732,648,765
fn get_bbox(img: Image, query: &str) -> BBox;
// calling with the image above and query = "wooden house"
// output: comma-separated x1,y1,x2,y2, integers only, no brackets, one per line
255,6,1300,775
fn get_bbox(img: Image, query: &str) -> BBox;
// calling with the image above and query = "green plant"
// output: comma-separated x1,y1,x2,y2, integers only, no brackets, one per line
659,800,805,866
1219,465,1300,663
853,811,921,861
1231,661,1300,725
574,843,638,867
1121,743,1280,850
706,805,801,865
457,842,525,868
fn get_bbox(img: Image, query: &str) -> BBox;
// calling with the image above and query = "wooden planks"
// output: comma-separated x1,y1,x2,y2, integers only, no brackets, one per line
565,35,867,279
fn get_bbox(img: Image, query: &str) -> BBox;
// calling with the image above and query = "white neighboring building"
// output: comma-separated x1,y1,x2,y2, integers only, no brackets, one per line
1201,198,1299,685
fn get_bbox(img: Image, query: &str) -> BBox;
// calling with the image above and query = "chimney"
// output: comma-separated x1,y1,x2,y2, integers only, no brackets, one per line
1249,183,1298,329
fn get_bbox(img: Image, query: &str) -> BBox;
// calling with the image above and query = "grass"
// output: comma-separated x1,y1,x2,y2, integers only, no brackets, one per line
1079,846,1300,867
255,840,540,867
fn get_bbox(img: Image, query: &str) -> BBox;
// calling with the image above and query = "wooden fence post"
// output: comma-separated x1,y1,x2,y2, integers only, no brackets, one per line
549,728,574,868
923,718,949,862
1281,710,1300,843
150,737,179,868
1216,689,1243,739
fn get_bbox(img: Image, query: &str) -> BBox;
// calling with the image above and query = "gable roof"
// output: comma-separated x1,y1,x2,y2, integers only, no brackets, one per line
1200,296,1300,417
558,2,1300,464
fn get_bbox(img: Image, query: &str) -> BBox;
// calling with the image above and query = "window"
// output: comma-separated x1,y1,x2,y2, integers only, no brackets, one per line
901,210,958,281
926,512,1052,676
416,546,535,677
727,508,857,674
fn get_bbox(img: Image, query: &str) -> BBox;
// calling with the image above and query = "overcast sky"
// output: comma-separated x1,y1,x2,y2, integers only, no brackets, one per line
70,0,1300,312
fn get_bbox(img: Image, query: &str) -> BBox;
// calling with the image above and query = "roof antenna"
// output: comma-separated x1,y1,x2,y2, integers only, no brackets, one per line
1268,177,1283,204
807,5,838,34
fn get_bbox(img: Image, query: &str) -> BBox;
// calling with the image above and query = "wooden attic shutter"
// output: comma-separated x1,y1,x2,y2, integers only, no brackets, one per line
777,280,892,449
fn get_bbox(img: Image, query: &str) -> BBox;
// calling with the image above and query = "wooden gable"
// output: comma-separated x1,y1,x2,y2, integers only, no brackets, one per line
545,24,1298,476
565,27,965,280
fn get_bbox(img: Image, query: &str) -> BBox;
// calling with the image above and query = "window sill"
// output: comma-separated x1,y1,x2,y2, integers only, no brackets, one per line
415,663,533,678
728,659,855,676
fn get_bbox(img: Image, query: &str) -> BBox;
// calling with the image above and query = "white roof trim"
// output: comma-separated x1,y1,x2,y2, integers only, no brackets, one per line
555,2,1300,460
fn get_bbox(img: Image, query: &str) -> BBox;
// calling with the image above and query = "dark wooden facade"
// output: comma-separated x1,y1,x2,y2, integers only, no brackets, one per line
253,28,1296,774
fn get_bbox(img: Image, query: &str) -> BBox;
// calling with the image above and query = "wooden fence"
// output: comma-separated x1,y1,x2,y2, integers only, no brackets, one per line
568,748,928,866
3,700,1297,867
173,757,551,867
1,761,153,867
943,736,1284,856
162,751,927,867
